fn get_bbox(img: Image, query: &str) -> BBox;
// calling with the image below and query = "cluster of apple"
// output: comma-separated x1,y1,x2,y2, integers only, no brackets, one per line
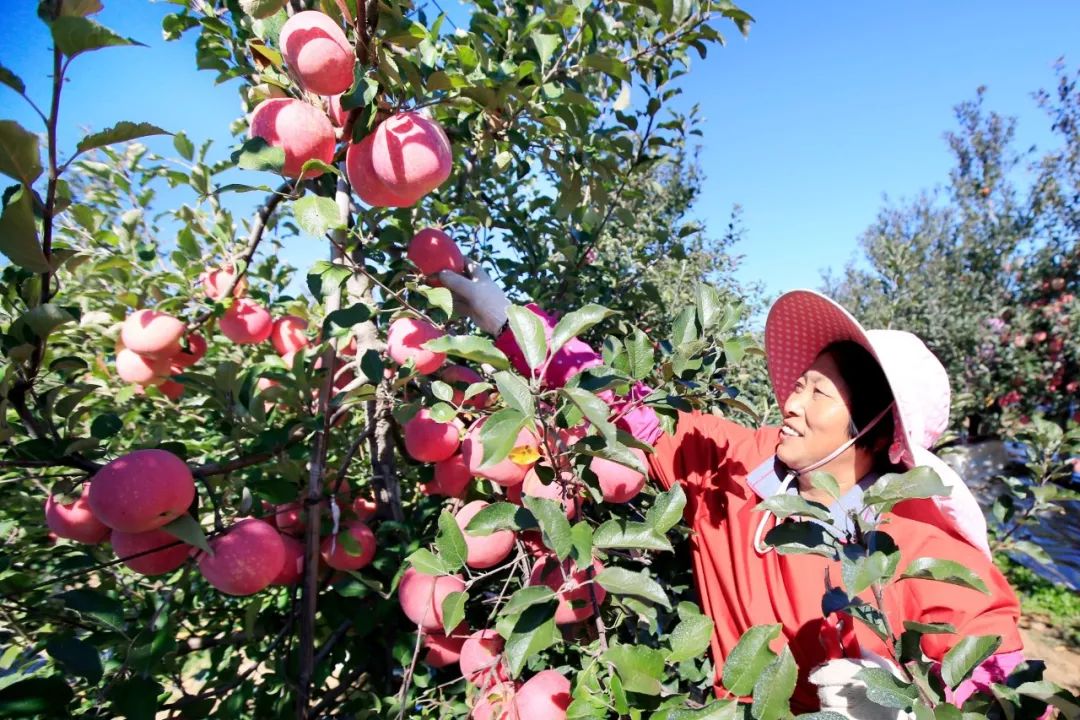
248,10,452,209
44,446,384,594
113,310,205,401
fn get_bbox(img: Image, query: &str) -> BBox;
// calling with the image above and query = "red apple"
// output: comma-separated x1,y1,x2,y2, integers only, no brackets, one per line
44,484,108,544
88,450,195,533
111,528,190,576
198,518,285,596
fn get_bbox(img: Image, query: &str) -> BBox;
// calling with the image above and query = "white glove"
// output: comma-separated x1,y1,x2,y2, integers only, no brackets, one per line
809,651,916,720
437,260,511,336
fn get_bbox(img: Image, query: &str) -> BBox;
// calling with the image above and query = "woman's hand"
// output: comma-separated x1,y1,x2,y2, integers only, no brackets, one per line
437,260,511,336
809,654,915,720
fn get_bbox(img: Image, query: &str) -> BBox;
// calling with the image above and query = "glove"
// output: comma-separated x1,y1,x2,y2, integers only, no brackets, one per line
437,260,511,336
809,651,916,720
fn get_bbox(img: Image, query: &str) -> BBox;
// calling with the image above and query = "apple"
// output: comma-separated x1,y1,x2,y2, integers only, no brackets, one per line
590,449,647,503
220,298,273,345
121,309,185,359
320,521,377,571
271,315,310,355
398,567,466,632
198,518,286,595
528,555,606,625
249,98,335,179
370,112,453,203
460,419,538,487
111,528,190,576
279,10,354,96
386,317,447,375
44,484,108,544
459,629,508,688
513,670,570,719
455,501,514,569
407,228,465,279
404,408,462,463
88,449,195,533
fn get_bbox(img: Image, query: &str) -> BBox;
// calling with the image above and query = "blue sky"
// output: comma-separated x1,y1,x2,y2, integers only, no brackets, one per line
3,2,1079,302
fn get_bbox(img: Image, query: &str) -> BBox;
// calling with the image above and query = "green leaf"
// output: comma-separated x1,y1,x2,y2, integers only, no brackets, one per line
107,676,162,720
57,588,125,630
15,303,77,339
436,510,468,571
522,496,573,560
602,644,667,695
74,121,169,156
478,408,527,468
173,131,194,160
550,304,615,354
51,16,145,58
569,521,593,568
428,402,457,423
560,387,614,438
406,548,449,575
645,483,686,534
625,328,655,380
306,259,351,301
464,502,538,535
840,540,900,596
0,120,43,185
1015,680,1080,717
45,635,103,683
667,612,714,663
532,33,561,68
423,334,510,370
506,305,548,371
0,677,73,718
809,472,842,502
418,286,453,317
159,513,210,555
940,635,1001,689
754,494,832,523
231,136,285,173
493,370,534,417
322,303,372,337
854,668,919,710
751,646,798,720
582,53,631,82
499,586,557,617
0,63,26,95
763,520,836,557
441,590,467,635
595,566,671,609
695,284,722,330
240,0,287,19
899,557,989,594
722,624,781,696
293,194,344,237
593,519,673,552
863,466,949,513
503,602,560,677
0,184,49,272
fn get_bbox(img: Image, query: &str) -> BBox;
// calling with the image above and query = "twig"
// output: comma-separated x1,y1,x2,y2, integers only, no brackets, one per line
192,424,309,477
189,181,296,331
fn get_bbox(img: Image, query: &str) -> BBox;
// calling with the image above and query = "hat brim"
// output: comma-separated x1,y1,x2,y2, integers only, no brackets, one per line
763,289,914,465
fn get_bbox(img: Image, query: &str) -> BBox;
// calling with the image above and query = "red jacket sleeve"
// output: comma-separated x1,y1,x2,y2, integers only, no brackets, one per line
648,411,780,493
888,511,1023,660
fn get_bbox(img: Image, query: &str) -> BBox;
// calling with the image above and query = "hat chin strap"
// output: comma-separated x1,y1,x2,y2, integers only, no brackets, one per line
753,402,895,555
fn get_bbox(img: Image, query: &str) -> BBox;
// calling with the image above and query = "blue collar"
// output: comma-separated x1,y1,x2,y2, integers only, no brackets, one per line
746,456,880,539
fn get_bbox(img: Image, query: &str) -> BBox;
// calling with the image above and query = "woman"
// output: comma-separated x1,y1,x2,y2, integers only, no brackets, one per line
438,263,1025,717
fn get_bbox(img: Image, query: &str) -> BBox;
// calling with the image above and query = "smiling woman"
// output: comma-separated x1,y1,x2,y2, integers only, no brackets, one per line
440,263,1029,716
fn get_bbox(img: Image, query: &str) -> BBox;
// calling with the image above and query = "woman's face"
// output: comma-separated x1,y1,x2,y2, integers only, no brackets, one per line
775,352,855,472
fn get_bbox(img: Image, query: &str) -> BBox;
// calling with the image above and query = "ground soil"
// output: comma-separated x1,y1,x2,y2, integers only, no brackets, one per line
1019,613,1080,692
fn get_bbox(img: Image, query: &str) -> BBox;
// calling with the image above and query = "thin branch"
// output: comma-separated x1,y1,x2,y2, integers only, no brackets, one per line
189,181,296,331
191,424,309,478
